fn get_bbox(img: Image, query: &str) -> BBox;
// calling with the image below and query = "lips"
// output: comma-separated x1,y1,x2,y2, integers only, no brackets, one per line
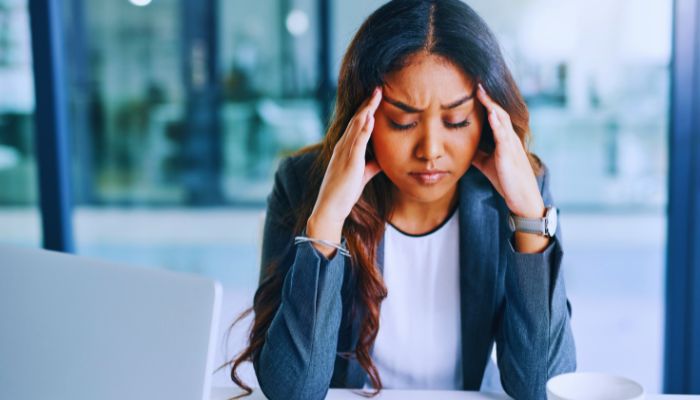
409,171,449,185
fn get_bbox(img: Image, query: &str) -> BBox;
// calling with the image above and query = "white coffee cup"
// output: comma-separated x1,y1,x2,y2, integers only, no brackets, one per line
546,372,645,400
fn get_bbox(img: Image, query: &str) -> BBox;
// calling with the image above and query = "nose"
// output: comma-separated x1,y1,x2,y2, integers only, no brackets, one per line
414,121,444,162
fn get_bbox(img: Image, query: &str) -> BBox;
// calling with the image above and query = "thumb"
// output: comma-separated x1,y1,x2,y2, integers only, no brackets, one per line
362,159,382,186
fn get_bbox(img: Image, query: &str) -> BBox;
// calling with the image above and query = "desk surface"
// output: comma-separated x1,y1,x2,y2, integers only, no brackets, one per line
211,387,700,399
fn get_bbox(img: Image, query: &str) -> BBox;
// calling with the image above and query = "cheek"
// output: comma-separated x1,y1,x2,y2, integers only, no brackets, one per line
443,115,483,152
370,127,409,167
457,125,482,156
453,116,485,161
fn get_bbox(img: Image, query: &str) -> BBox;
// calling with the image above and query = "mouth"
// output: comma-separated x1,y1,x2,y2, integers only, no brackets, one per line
408,171,450,185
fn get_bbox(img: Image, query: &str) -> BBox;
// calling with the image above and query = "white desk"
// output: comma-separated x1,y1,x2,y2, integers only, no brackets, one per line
211,387,700,399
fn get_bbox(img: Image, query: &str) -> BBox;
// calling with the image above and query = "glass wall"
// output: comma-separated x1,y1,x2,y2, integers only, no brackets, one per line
218,0,323,202
0,0,41,247
64,0,186,205
60,0,326,387
63,0,324,207
468,0,671,392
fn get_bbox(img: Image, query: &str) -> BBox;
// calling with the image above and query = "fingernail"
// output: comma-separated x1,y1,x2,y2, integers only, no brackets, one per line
478,83,485,93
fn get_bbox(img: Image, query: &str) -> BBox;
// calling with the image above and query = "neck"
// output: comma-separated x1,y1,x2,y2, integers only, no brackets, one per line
389,185,458,235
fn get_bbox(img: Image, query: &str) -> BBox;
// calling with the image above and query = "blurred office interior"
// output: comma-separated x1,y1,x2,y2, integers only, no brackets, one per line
2,0,698,393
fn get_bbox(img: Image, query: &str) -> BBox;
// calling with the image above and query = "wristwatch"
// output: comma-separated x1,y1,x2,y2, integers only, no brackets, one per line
508,206,558,238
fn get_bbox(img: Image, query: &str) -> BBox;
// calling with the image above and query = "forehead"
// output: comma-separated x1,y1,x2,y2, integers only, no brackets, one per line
382,53,474,107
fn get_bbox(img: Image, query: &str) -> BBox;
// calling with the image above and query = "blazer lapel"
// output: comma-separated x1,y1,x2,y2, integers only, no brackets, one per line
457,167,501,389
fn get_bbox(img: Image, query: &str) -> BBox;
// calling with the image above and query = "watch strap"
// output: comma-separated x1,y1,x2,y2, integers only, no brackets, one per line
509,205,558,237
510,215,547,235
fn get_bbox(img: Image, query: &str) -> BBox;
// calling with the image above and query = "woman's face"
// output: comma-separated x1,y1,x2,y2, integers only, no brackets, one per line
371,52,485,204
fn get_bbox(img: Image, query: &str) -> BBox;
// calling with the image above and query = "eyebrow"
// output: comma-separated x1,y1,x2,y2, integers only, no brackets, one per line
383,92,475,113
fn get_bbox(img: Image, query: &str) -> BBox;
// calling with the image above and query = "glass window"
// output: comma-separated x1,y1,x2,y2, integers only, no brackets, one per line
61,0,324,387
467,0,671,392
219,0,323,202
0,0,41,247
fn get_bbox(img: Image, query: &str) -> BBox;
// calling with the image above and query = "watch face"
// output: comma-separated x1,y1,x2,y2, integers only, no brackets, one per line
546,207,558,236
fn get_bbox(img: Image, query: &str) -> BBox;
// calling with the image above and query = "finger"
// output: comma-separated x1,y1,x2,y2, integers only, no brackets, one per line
476,83,497,113
347,112,375,163
365,86,383,114
357,87,383,125
358,110,375,137
487,108,506,142
477,83,509,123
348,88,377,126
478,84,513,143
350,87,382,141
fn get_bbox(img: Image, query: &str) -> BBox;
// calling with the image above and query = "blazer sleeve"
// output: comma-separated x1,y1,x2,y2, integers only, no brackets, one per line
495,164,577,399
253,157,348,400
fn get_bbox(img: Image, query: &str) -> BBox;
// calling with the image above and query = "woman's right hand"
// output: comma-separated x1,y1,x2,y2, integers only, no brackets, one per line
306,87,383,253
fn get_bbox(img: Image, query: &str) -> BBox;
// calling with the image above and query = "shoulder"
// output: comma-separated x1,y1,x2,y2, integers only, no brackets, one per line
536,161,553,199
271,147,321,207
277,149,319,180
530,153,551,193
532,156,556,205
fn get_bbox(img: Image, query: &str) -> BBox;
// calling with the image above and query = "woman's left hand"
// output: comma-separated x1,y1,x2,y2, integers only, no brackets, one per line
472,83,545,219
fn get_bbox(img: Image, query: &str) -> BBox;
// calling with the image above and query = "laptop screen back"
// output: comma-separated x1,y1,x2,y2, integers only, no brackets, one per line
0,244,222,400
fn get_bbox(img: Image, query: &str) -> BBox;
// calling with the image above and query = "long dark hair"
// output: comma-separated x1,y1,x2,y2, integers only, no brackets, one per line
222,0,540,396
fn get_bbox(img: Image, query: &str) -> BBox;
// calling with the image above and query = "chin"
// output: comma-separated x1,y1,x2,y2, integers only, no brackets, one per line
394,181,456,203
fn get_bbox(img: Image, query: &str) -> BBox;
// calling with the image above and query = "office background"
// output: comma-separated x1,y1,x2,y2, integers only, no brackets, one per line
1,0,699,393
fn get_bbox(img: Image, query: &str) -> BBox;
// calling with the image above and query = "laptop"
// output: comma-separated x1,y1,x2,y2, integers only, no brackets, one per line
0,244,222,400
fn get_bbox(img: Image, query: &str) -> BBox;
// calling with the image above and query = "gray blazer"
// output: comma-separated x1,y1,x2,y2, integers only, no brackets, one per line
253,151,576,400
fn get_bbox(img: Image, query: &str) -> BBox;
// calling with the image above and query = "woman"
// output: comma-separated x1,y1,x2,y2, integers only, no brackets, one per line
226,0,576,399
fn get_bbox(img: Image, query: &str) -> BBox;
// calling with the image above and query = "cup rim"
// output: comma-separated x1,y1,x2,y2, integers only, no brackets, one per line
546,372,645,400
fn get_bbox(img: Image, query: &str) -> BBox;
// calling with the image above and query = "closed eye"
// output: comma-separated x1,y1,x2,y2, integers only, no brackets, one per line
389,120,417,131
388,119,472,131
445,120,471,129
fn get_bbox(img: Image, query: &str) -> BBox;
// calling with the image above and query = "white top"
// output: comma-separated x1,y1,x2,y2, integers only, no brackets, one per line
369,207,462,390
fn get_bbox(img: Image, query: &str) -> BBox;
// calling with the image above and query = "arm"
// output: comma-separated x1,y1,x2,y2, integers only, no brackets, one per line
253,158,347,400
495,165,577,399
255,87,383,398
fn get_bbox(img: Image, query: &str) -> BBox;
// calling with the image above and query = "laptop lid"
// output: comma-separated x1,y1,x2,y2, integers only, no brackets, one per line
0,244,222,400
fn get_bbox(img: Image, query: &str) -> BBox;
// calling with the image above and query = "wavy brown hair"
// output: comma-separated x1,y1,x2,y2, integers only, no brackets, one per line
221,0,541,397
